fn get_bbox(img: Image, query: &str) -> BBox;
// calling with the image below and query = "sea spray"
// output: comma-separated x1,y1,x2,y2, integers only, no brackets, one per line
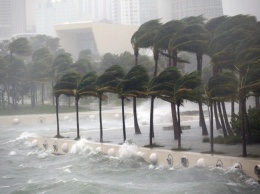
119,139,142,159
69,138,94,155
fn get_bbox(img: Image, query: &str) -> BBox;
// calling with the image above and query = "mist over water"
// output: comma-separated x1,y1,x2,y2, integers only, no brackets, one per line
0,103,259,193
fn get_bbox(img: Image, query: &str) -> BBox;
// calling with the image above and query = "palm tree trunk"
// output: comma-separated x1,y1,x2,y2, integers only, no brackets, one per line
35,84,37,105
55,96,60,138
221,101,233,136
177,104,181,149
199,102,208,135
7,85,10,110
239,94,247,157
52,81,55,106
75,97,80,140
255,96,260,109
149,96,155,147
1,90,4,109
121,97,126,142
171,103,179,140
196,54,208,135
31,82,35,107
231,100,235,116
214,101,222,129
133,97,141,134
172,50,178,67
245,110,252,144
210,102,214,153
217,101,228,137
41,82,44,105
99,95,103,143
133,54,141,135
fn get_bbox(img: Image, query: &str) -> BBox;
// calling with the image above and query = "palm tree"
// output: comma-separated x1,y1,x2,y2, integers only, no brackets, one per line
167,16,209,136
153,20,186,140
53,72,80,138
173,72,202,149
76,71,98,140
206,15,259,156
117,65,149,142
207,72,239,152
131,19,162,135
149,67,182,145
96,65,125,142
52,52,73,106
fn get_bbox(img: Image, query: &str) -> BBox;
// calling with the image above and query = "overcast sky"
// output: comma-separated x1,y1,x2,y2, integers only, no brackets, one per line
222,0,260,20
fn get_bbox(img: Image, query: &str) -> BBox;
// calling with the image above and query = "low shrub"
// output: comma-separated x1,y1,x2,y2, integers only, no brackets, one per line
231,107,260,143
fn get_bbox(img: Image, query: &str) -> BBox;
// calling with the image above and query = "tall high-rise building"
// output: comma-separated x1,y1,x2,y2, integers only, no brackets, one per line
111,0,167,25
0,0,26,40
171,0,223,20
111,0,140,25
78,0,112,22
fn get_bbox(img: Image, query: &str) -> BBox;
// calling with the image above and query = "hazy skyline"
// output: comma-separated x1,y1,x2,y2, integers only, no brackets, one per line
222,0,260,20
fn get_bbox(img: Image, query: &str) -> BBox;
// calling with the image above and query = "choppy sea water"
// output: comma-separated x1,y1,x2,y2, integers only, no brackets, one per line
0,123,259,194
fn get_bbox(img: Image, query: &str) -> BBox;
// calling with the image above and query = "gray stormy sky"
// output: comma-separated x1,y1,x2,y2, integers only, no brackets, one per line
222,0,260,20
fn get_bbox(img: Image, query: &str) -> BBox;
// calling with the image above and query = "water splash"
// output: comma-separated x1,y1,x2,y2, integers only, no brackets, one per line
119,140,142,159
69,138,93,155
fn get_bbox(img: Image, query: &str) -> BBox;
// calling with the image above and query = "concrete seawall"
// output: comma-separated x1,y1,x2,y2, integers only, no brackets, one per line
28,136,260,182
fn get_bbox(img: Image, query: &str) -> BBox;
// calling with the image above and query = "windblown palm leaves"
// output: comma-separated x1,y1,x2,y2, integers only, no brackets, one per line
53,71,98,140
149,67,182,146
206,72,239,152
53,72,81,138
96,65,125,142
206,14,260,156
131,19,162,135
117,65,150,142
168,71,202,149
149,67,201,148
131,19,162,54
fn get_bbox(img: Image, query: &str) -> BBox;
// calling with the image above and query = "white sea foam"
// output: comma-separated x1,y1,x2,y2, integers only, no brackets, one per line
5,132,38,145
69,138,93,154
8,151,17,156
119,140,139,159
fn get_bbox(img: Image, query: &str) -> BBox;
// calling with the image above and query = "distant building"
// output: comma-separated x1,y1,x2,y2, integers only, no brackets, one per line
171,0,223,20
0,0,27,40
111,0,164,25
55,22,138,60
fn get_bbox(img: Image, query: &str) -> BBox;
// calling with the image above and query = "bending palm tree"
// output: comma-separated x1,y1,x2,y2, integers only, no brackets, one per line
96,65,125,142
131,19,162,134
53,72,81,138
149,67,182,146
117,65,149,142
207,72,238,153
77,71,98,140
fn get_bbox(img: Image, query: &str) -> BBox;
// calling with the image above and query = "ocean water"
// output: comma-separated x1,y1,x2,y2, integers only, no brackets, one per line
0,124,259,194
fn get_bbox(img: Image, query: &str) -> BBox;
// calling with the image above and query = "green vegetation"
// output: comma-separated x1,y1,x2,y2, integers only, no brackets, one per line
202,135,241,145
231,107,260,143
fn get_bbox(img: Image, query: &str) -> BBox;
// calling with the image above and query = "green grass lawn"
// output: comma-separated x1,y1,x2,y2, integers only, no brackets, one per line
0,104,89,116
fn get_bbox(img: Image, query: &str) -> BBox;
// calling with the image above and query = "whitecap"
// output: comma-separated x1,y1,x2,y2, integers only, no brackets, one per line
38,152,49,159
8,151,17,156
149,164,155,169
63,168,71,173
4,132,38,144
